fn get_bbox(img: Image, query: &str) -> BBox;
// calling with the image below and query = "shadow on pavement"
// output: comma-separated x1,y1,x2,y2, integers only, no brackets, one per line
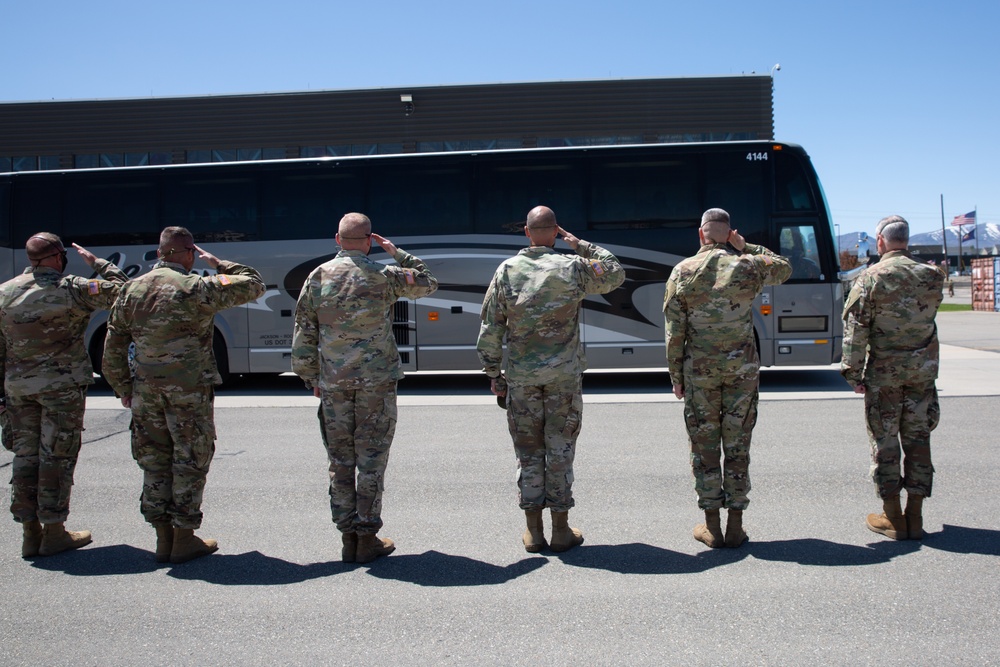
921,524,1000,556
363,550,548,586
165,550,345,585
28,544,162,576
747,537,920,566
553,542,748,574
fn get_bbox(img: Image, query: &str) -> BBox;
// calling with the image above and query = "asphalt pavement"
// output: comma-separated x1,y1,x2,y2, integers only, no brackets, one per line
2,310,999,666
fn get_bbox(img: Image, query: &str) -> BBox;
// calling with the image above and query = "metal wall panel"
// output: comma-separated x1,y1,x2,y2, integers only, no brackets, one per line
0,76,773,158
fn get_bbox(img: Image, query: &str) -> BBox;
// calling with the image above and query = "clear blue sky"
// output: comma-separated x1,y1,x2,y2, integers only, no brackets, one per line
4,0,996,236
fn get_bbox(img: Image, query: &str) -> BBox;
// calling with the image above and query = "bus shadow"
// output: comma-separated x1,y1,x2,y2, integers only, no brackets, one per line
759,368,852,393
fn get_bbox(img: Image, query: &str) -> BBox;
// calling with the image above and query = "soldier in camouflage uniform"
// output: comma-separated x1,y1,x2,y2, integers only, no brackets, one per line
0,233,127,558
841,215,943,541
477,205,624,553
292,213,438,564
104,227,264,564
664,209,791,549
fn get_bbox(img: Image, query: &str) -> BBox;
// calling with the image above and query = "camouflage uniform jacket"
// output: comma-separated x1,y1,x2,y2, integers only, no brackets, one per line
104,260,265,396
0,259,127,397
477,241,625,386
664,243,791,384
292,248,438,391
841,249,943,388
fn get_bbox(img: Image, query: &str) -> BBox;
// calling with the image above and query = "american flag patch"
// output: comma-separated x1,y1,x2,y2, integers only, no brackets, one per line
591,261,605,276
217,275,232,286
403,269,416,285
88,281,100,295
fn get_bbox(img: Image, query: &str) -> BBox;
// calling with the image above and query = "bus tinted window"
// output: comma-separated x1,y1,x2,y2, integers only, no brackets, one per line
65,173,159,246
0,181,10,248
260,169,364,240
590,158,700,228
475,160,585,233
774,150,816,211
368,165,471,236
12,178,63,245
163,175,259,242
704,152,768,243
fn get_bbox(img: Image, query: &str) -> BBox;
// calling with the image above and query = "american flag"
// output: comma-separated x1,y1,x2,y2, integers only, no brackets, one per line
951,210,976,227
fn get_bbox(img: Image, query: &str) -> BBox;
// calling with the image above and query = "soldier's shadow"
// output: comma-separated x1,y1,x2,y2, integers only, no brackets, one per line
363,550,548,586
921,524,1000,557
553,542,748,574
746,537,920,566
28,544,162,576
165,550,344,585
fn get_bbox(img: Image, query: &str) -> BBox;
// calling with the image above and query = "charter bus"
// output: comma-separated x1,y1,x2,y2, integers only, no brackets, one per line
0,140,843,381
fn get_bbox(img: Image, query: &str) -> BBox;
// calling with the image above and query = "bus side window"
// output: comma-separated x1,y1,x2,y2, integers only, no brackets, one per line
0,181,10,248
779,225,823,281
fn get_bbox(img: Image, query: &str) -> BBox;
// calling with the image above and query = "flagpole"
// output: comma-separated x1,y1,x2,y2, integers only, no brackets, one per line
975,205,980,255
940,195,949,271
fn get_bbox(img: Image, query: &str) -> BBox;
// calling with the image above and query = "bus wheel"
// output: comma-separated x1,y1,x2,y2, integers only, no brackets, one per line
89,325,108,387
213,330,231,386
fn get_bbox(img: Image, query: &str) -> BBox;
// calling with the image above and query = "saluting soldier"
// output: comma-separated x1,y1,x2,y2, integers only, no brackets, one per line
477,205,624,553
292,212,438,564
664,208,791,549
103,227,265,564
842,215,943,540
0,233,127,557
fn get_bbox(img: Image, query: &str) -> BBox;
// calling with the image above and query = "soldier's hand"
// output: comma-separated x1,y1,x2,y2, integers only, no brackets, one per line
490,376,508,398
728,229,746,252
371,233,398,256
672,383,685,400
195,245,221,269
72,243,98,267
120,396,132,408
853,385,866,395
313,386,322,398
557,226,580,250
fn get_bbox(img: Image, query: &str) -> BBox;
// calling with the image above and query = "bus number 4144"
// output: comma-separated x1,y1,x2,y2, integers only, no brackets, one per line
746,152,769,161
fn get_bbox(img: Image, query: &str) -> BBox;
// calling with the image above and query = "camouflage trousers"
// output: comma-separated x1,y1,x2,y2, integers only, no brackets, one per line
506,377,583,512
130,385,216,529
1,406,12,452
682,372,759,511
865,382,938,499
317,383,397,535
7,386,87,524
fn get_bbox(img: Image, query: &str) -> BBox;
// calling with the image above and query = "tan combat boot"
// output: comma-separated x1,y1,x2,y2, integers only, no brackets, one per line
21,520,43,558
693,509,724,548
549,510,584,552
905,494,925,540
356,534,395,564
866,495,908,540
522,510,547,553
169,527,219,564
154,523,173,563
341,532,358,563
724,509,748,548
38,522,92,556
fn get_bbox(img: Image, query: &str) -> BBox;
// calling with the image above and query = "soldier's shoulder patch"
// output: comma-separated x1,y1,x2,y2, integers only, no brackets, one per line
217,274,232,286
757,255,774,266
590,260,605,276
88,280,101,295
402,268,416,285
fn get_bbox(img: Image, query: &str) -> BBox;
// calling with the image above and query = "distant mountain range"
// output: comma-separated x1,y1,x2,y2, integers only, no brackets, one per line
837,224,1000,253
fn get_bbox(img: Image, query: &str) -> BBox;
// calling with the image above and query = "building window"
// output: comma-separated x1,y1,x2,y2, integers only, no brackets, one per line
237,148,262,161
75,155,98,169
39,156,62,170
377,143,403,155
262,148,286,160
101,153,124,168
186,150,211,163
125,152,150,166
0,157,11,172
325,145,350,157
150,152,172,165
14,156,38,171
301,146,325,158
352,144,377,156
212,149,237,162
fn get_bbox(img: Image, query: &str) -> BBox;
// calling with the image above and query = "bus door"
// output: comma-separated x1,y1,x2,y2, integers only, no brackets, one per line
768,222,837,366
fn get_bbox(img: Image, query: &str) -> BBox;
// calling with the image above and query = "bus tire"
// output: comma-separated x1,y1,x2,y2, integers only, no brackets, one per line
89,325,108,386
213,330,231,386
